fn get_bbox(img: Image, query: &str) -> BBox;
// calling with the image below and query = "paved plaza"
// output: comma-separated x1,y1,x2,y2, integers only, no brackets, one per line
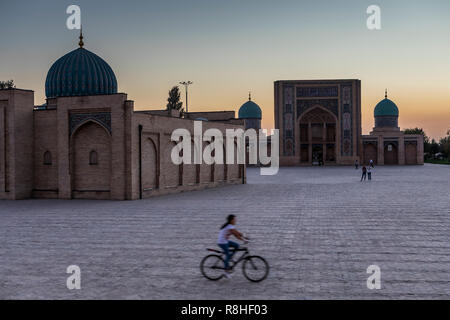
0,164,449,299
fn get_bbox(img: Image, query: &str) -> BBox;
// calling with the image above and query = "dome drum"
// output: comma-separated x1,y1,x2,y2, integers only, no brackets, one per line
375,116,398,128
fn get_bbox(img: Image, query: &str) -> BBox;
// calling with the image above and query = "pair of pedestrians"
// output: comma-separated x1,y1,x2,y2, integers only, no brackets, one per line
360,165,373,181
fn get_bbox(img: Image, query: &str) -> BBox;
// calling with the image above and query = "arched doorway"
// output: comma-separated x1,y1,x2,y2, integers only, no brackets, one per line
183,139,198,185
71,121,111,199
200,141,212,184
363,143,378,165
299,107,337,165
405,143,418,165
229,141,241,179
164,141,181,188
384,143,398,165
142,138,158,191
214,144,225,182
223,144,228,181
312,144,323,164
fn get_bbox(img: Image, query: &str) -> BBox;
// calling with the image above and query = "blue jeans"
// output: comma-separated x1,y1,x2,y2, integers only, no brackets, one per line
218,241,239,270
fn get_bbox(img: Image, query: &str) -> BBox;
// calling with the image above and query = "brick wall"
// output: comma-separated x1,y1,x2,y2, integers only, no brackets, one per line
0,89,34,200
132,113,245,200
33,110,58,194
1,91,245,201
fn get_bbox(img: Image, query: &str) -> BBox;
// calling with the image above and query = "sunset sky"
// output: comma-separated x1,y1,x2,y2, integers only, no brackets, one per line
1,0,449,139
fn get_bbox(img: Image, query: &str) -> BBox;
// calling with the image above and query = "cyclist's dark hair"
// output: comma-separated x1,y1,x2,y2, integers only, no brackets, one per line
221,215,236,230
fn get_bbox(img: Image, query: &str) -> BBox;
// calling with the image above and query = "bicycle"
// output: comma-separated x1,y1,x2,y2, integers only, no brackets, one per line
200,239,269,282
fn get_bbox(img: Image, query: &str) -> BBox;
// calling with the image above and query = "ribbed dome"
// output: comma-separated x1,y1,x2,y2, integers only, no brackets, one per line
45,47,117,98
374,98,399,117
238,97,262,119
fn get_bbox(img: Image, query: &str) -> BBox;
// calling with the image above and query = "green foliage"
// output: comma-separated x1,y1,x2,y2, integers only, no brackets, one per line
166,86,183,112
404,128,449,160
0,80,15,89
403,127,429,143
427,139,440,156
439,130,450,157
425,159,450,165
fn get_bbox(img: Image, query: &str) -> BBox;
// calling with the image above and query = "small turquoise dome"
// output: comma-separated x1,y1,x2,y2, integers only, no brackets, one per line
238,95,262,119
374,98,399,117
45,41,117,98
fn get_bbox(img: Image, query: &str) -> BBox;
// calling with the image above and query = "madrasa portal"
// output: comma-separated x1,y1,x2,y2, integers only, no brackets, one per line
274,80,423,166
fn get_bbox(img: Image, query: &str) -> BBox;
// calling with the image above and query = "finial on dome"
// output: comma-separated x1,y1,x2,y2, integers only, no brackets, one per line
248,91,252,101
79,26,84,48
385,88,388,99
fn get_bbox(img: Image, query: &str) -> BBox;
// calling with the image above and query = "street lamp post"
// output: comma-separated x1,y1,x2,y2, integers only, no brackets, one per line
179,81,193,113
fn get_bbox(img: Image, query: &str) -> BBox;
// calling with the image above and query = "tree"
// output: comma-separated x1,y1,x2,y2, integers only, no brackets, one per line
439,130,450,158
429,138,440,156
166,86,183,112
403,127,429,144
0,80,15,89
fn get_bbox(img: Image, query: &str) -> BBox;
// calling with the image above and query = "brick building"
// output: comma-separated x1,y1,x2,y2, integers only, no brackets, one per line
274,80,424,166
0,36,245,200
361,91,424,165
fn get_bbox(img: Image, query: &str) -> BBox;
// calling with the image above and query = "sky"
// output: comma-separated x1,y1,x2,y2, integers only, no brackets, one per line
0,0,449,140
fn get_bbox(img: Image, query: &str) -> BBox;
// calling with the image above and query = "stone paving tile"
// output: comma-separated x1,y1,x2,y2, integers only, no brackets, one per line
0,164,449,299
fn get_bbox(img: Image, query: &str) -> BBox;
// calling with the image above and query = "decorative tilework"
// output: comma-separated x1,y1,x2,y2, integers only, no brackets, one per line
296,86,338,97
283,86,295,156
296,99,338,118
70,112,111,135
340,86,353,156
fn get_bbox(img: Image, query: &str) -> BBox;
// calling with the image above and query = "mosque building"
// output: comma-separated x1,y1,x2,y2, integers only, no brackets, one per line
0,33,245,200
274,80,424,166
361,91,424,165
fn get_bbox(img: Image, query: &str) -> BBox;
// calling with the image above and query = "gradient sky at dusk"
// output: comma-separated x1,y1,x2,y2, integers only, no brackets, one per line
1,0,449,139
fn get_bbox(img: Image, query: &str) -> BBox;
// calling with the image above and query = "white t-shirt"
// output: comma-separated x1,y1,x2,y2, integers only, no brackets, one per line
218,224,235,244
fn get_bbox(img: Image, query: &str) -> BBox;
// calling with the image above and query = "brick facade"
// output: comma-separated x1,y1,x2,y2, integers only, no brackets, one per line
275,80,362,166
275,80,424,166
0,89,245,200
361,127,424,166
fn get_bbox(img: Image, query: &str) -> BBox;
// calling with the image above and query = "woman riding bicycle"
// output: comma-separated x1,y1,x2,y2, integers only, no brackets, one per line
200,215,268,282
217,215,245,278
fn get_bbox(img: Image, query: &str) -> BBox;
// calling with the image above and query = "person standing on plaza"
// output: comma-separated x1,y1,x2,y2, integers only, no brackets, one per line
369,159,374,168
355,160,359,169
367,165,372,181
361,165,367,181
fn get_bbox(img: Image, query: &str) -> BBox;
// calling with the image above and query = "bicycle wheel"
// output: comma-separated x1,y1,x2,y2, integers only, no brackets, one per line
200,254,225,281
242,255,269,282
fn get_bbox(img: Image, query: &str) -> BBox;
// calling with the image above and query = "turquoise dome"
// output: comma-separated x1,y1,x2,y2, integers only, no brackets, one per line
45,45,117,98
374,98,399,117
238,99,262,119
